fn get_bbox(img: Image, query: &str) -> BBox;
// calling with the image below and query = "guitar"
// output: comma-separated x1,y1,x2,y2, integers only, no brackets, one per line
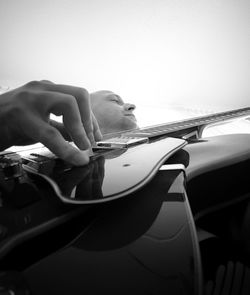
1,107,250,295
2,106,248,204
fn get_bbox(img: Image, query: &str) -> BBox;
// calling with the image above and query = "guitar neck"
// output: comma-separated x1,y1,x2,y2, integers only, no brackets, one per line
104,107,250,140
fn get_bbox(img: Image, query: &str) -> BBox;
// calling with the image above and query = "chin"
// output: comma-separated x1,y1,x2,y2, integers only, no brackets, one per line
100,119,138,135
123,119,138,131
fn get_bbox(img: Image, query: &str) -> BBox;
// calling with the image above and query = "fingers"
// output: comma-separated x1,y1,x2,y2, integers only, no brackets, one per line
8,80,103,165
29,81,98,145
23,114,90,166
51,91,91,150
31,90,91,150
91,111,103,142
49,120,71,141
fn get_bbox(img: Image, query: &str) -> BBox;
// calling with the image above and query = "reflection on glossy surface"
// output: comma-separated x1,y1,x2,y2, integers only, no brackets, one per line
24,170,202,295
54,157,105,201
27,138,186,204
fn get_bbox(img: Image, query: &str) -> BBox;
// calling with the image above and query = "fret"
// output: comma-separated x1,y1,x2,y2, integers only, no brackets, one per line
103,107,250,141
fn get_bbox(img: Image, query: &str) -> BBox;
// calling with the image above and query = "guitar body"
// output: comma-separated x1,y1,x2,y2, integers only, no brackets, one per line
166,133,250,218
21,169,202,295
23,133,250,215
1,134,250,294
1,107,250,294
22,137,187,204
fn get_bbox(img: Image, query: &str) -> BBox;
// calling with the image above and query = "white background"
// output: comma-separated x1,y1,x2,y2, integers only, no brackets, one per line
0,0,250,126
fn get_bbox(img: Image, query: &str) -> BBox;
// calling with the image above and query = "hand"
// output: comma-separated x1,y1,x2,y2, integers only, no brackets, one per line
55,156,105,201
0,80,102,166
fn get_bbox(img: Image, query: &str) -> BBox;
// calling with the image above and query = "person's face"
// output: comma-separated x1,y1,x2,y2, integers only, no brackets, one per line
90,90,138,134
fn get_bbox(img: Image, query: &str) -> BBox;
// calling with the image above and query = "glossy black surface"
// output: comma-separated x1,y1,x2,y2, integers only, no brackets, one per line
22,169,202,295
0,172,88,259
23,137,186,204
2,134,250,294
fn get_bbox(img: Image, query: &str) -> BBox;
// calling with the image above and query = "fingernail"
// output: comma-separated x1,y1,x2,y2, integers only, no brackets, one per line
82,138,91,150
95,129,103,141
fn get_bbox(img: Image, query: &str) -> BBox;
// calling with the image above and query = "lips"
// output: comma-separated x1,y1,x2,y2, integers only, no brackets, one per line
125,113,137,121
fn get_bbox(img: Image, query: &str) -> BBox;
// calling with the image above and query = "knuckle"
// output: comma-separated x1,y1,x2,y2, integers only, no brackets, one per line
14,90,33,103
13,89,41,107
40,79,53,84
25,80,40,88
75,87,89,100
25,80,53,89
63,94,76,106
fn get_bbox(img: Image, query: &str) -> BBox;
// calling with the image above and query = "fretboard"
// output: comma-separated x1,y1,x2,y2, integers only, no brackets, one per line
105,107,250,140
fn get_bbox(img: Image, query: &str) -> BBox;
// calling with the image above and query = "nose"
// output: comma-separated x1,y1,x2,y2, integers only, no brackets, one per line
124,103,136,111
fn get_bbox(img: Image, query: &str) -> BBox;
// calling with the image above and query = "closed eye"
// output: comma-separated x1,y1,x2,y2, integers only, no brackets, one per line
109,95,123,105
